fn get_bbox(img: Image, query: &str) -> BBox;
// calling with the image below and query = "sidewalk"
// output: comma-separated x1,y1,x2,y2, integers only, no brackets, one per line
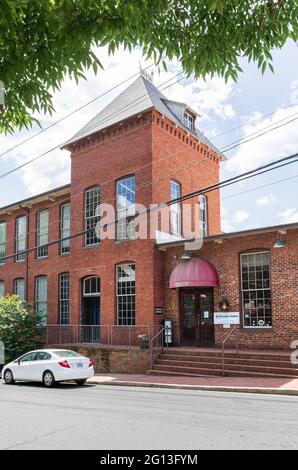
87,373,298,396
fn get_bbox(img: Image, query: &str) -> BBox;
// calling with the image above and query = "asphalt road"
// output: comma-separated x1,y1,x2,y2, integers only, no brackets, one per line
0,381,298,450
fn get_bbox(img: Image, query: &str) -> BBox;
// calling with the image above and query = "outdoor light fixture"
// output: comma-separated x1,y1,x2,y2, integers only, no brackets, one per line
181,251,191,261
219,297,229,311
273,232,286,249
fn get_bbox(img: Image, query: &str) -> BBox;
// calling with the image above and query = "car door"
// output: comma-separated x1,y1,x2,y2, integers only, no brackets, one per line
14,352,38,381
33,351,52,381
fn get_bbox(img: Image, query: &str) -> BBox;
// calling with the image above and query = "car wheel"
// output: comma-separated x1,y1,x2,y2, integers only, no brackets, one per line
3,369,15,385
43,371,56,388
75,380,86,386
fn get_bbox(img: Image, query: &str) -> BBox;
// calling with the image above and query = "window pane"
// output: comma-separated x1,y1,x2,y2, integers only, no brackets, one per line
0,222,6,264
116,177,136,240
60,204,70,254
0,281,4,297
36,210,49,258
15,216,27,262
59,273,69,325
14,278,25,301
241,252,271,328
116,264,136,326
35,276,48,325
199,195,208,237
170,180,181,236
84,188,100,246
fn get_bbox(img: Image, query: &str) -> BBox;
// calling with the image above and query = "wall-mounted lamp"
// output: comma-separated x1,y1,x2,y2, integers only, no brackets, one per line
181,251,191,261
219,297,229,311
273,231,286,249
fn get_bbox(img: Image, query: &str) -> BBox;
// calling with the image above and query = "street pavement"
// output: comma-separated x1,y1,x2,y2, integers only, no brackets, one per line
0,381,298,450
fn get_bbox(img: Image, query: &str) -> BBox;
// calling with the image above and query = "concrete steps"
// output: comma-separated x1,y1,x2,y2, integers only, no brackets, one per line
148,348,298,379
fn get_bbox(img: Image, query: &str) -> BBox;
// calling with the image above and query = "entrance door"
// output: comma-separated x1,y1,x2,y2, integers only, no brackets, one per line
181,289,214,347
81,276,100,342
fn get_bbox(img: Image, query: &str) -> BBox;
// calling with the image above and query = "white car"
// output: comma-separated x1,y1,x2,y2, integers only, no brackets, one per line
1,349,94,387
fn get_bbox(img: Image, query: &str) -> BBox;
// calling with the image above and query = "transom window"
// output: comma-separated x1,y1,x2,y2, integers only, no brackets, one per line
14,278,25,301
116,176,136,240
35,276,48,325
84,187,100,246
184,111,195,131
0,280,4,297
241,252,272,328
83,276,100,297
199,195,208,237
0,222,6,265
60,203,71,255
15,216,27,262
116,263,136,326
170,180,181,236
59,273,70,325
36,210,49,259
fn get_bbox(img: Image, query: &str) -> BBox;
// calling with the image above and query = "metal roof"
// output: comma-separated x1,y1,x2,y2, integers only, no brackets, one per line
64,76,224,158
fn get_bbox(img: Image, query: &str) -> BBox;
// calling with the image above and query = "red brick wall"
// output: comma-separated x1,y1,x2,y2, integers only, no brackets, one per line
164,229,298,350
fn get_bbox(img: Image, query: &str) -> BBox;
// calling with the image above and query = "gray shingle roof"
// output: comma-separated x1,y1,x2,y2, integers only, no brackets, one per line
65,76,224,158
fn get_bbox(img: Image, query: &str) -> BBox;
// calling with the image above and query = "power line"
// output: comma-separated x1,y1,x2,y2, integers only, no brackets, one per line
1,152,297,263
0,61,158,160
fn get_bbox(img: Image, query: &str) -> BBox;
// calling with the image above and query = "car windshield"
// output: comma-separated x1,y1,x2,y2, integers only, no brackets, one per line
52,350,82,358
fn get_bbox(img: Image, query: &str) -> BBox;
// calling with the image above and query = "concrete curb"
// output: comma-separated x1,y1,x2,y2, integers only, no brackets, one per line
87,379,298,396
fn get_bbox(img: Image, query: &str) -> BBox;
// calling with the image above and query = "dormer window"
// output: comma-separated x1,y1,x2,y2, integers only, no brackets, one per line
184,111,195,131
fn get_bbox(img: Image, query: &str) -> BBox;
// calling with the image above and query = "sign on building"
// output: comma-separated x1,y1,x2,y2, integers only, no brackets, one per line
214,312,240,326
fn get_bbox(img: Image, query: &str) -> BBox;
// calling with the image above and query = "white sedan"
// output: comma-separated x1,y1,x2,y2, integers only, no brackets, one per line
1,349,94,387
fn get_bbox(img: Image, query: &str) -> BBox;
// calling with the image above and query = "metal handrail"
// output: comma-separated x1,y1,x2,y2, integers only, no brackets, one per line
221,325,240,377
149,326,169,370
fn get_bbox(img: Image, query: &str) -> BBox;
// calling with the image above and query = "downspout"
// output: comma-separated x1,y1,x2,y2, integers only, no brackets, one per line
19,204,30,301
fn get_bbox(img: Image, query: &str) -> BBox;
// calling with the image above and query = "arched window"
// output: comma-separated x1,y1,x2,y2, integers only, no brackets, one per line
83,276,100,297
0,280,4,297
14,278,25,301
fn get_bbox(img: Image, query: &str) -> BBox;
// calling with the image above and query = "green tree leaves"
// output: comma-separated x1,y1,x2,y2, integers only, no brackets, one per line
0,0,297,133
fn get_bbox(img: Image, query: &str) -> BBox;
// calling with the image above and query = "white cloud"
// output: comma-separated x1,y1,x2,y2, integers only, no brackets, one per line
256,194,275,206
278,208,298,224
226,104,298,173
221,207,250,232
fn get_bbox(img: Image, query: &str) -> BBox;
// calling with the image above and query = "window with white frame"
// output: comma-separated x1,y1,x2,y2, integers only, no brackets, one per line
0,280,4,297
199,195,208,237
59,273,70,325
35,276,48,325
84,187,100,246
170,180,181,236
116,176,136,240
0,222,6,265
60,203,70,254
116,264,136,326
15,216,27,262
241,252,272,328
83,276,100,297
36,210,49,258
183,111,195,131
14,278,25,301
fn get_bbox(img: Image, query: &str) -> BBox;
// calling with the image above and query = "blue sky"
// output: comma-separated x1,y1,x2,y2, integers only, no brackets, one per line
0,40,297,232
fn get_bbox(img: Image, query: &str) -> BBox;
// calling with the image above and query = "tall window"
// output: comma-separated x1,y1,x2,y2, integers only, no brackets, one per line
35,276,48,325
0,222,6,265
60,203,70,254
36,210,49,259
184,111,194,131
14,278,25,301
241,252,272,328
0,281,4,297
116,176,136,240
84,187,100,246
59,273,70,325
170,180,181,236
116,264,136,326
199,195,208,237
15,216,27,262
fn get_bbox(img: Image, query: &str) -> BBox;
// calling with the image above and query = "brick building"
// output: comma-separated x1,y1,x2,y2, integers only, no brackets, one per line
0,74,297,356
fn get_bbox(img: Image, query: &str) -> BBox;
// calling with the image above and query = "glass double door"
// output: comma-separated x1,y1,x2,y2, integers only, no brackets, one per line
181,289,214,347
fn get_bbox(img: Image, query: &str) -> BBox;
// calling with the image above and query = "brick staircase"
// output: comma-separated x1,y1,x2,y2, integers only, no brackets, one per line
148,348,298,378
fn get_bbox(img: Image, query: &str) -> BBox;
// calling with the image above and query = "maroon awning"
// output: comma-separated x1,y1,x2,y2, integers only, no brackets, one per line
170,257,219,289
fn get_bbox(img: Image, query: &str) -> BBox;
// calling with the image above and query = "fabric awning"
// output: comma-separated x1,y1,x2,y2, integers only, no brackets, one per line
170,257,219,289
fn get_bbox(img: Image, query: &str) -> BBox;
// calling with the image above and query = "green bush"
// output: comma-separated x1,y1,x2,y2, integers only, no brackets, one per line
0,295,42,363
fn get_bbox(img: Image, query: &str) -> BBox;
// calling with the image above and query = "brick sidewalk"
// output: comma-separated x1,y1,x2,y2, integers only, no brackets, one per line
87,373,298,396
